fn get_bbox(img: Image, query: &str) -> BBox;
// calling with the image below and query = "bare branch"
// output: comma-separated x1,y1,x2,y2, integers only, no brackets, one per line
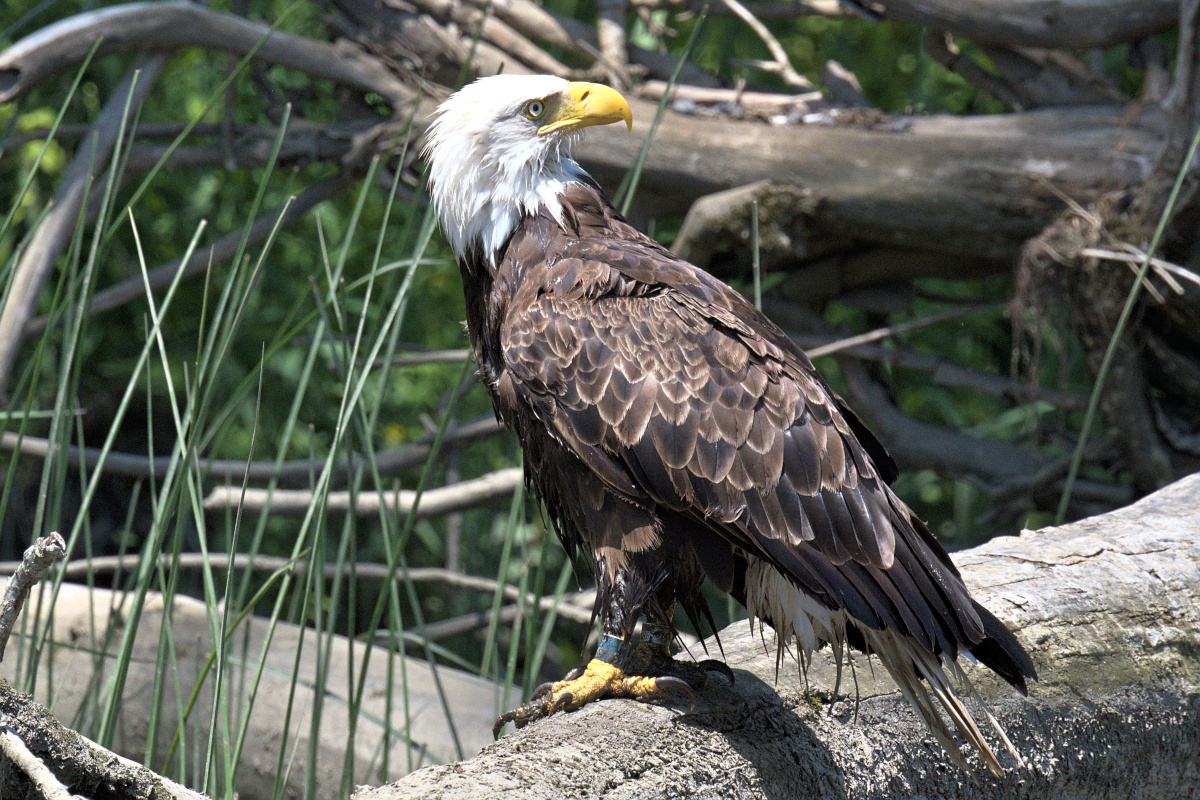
637,80,823,114
0,53,165,396
202,466,524,517
0,533,65,663
0,551,597,628
596,0,630,87
803,303,998,359
720,0,815,90
0,721,84,800
404,0,574,76
924,31,1030,110
26,173,356,336
0,0,413,108
379,349,473,369
460,0,593,62
577,103,1160,264
844,0,1175,49
0,554,554,606
788,331,1088,410
837,356,1048,482
0,415,504,484
0,662,208,800
629,0,847,18
403,590,598,642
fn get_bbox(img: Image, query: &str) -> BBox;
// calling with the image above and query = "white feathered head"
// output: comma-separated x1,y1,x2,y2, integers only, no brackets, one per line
425,75,632,262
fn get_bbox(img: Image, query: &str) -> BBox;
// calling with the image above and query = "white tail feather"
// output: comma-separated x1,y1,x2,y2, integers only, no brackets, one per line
744,556,1021,776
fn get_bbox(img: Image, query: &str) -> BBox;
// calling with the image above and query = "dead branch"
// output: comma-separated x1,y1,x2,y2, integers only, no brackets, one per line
380,349,473,369
974,46,1126,108
788,332,1088,410
0,550,600,630
0,534,65,663
0,683,208,800
403,0,573,77
0,534,205,800
0,721,83,800
636,80,824,114
720,0,814,89
0,415,504,485
0,583,502,799
0,53,165,396
596,0,630,87
836,355,1042,480
460,0,593,63
0,0,413,108
577,104,1161,264
925,31,1030,110
846,0,1176,49
202,466,523,517
408,590,597,642
629,0,847,17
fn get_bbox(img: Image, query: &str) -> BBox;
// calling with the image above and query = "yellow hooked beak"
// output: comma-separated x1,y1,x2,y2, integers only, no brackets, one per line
538,82,633,135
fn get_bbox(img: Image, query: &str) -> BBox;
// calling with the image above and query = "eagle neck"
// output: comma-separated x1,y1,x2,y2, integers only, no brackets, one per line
437,147,586,267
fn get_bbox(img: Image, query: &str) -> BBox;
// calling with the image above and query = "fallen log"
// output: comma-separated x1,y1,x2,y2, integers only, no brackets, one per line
0,583,501,800
361,472,1200,799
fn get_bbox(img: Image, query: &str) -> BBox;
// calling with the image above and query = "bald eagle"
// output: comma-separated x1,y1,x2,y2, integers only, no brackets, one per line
425,75,1035,775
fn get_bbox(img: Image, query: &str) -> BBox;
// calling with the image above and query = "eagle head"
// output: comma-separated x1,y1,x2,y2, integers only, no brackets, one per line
425,75,632,264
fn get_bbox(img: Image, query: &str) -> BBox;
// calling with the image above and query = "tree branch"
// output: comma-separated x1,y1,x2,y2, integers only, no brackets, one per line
0,685,208,800
201,466,524,517
0,0,414,108
0,533,65,662
0,53,165,396
846,0,1176,49
0,415,504,485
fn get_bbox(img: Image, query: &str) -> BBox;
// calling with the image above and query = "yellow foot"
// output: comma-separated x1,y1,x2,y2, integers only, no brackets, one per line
493,645,734,737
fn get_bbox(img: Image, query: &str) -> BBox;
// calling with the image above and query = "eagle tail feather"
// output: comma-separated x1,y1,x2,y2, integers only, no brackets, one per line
746,557,1023,776
968,599,1038,694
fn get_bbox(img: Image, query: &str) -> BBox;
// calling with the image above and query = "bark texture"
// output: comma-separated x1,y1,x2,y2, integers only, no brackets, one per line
359,473,1200,800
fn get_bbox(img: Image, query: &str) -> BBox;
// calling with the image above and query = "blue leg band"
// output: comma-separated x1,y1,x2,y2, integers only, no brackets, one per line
595,633,626,665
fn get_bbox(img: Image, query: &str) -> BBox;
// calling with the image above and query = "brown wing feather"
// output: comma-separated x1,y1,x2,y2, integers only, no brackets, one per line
498,187,988,661
496,184,1035,694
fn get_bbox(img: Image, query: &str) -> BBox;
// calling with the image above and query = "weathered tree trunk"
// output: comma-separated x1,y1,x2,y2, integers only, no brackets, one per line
358,473,1200,800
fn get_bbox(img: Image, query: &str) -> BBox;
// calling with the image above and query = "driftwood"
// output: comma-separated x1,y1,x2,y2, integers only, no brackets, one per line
0,583,502,800
360,472,1200,800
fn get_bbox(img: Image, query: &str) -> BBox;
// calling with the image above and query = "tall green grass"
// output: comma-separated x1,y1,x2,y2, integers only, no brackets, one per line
0,31,586,800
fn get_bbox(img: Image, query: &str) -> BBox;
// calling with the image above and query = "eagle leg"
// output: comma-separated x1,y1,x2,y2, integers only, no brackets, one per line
492,635,734,737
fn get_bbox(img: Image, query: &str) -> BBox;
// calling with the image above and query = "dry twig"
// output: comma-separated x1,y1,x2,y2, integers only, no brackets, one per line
0,533,66,663
719,0,814,89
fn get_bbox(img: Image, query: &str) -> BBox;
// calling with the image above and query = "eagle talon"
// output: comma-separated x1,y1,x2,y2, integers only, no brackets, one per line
699,659,736,685
651,675,696,709
531,681,555,700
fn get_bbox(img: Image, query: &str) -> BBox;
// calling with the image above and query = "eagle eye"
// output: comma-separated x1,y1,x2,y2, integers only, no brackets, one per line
524,100,546,120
